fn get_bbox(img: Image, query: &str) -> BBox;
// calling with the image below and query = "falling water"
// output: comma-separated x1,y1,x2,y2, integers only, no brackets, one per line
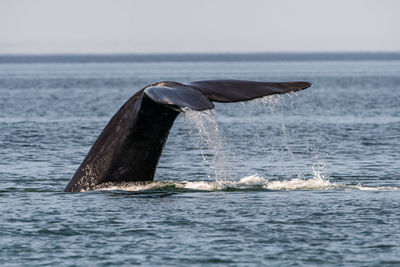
183,94,329,184
183,108,236,181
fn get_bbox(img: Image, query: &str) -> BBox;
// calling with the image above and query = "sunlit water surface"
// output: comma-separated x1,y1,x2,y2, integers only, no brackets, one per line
1,55,400,265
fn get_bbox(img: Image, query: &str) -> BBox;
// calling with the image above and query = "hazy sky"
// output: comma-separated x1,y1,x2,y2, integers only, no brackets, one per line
1,0,399,54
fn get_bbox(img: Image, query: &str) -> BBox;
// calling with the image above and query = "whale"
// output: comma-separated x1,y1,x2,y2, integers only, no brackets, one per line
64,80,311,192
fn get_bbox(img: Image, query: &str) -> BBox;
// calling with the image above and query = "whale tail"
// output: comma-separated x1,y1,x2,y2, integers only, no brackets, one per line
64,79,310,192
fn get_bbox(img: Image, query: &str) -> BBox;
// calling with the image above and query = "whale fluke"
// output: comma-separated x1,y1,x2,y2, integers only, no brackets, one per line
64,80,310,192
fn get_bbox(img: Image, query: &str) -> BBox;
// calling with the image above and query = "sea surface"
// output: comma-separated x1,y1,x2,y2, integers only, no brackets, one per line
0,53,399,266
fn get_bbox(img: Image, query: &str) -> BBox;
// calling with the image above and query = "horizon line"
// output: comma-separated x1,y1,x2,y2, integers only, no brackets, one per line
1,51,400,56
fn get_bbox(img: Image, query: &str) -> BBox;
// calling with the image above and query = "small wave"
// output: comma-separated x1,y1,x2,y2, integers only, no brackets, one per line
348,184,400,191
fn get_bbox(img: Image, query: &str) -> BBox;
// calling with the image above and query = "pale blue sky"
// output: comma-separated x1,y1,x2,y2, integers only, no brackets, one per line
0,0,399,54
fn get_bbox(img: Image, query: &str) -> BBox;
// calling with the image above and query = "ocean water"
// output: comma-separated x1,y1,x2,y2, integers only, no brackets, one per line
0,54,400,266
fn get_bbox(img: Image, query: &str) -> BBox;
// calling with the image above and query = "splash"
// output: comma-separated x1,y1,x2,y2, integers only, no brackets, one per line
280,123,305,179
311,146,328,181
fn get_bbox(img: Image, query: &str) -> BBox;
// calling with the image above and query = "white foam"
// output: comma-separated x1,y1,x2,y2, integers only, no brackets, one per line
93,176,400,192
350,184,400,191
265,176,333,190
182,181,221,191
93,174,338,192
237,175,268,186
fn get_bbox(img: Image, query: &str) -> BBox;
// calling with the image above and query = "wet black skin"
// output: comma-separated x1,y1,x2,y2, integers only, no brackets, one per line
64,80,310,192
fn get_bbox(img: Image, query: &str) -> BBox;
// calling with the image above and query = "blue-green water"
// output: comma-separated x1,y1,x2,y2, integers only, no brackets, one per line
1,54,400,266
